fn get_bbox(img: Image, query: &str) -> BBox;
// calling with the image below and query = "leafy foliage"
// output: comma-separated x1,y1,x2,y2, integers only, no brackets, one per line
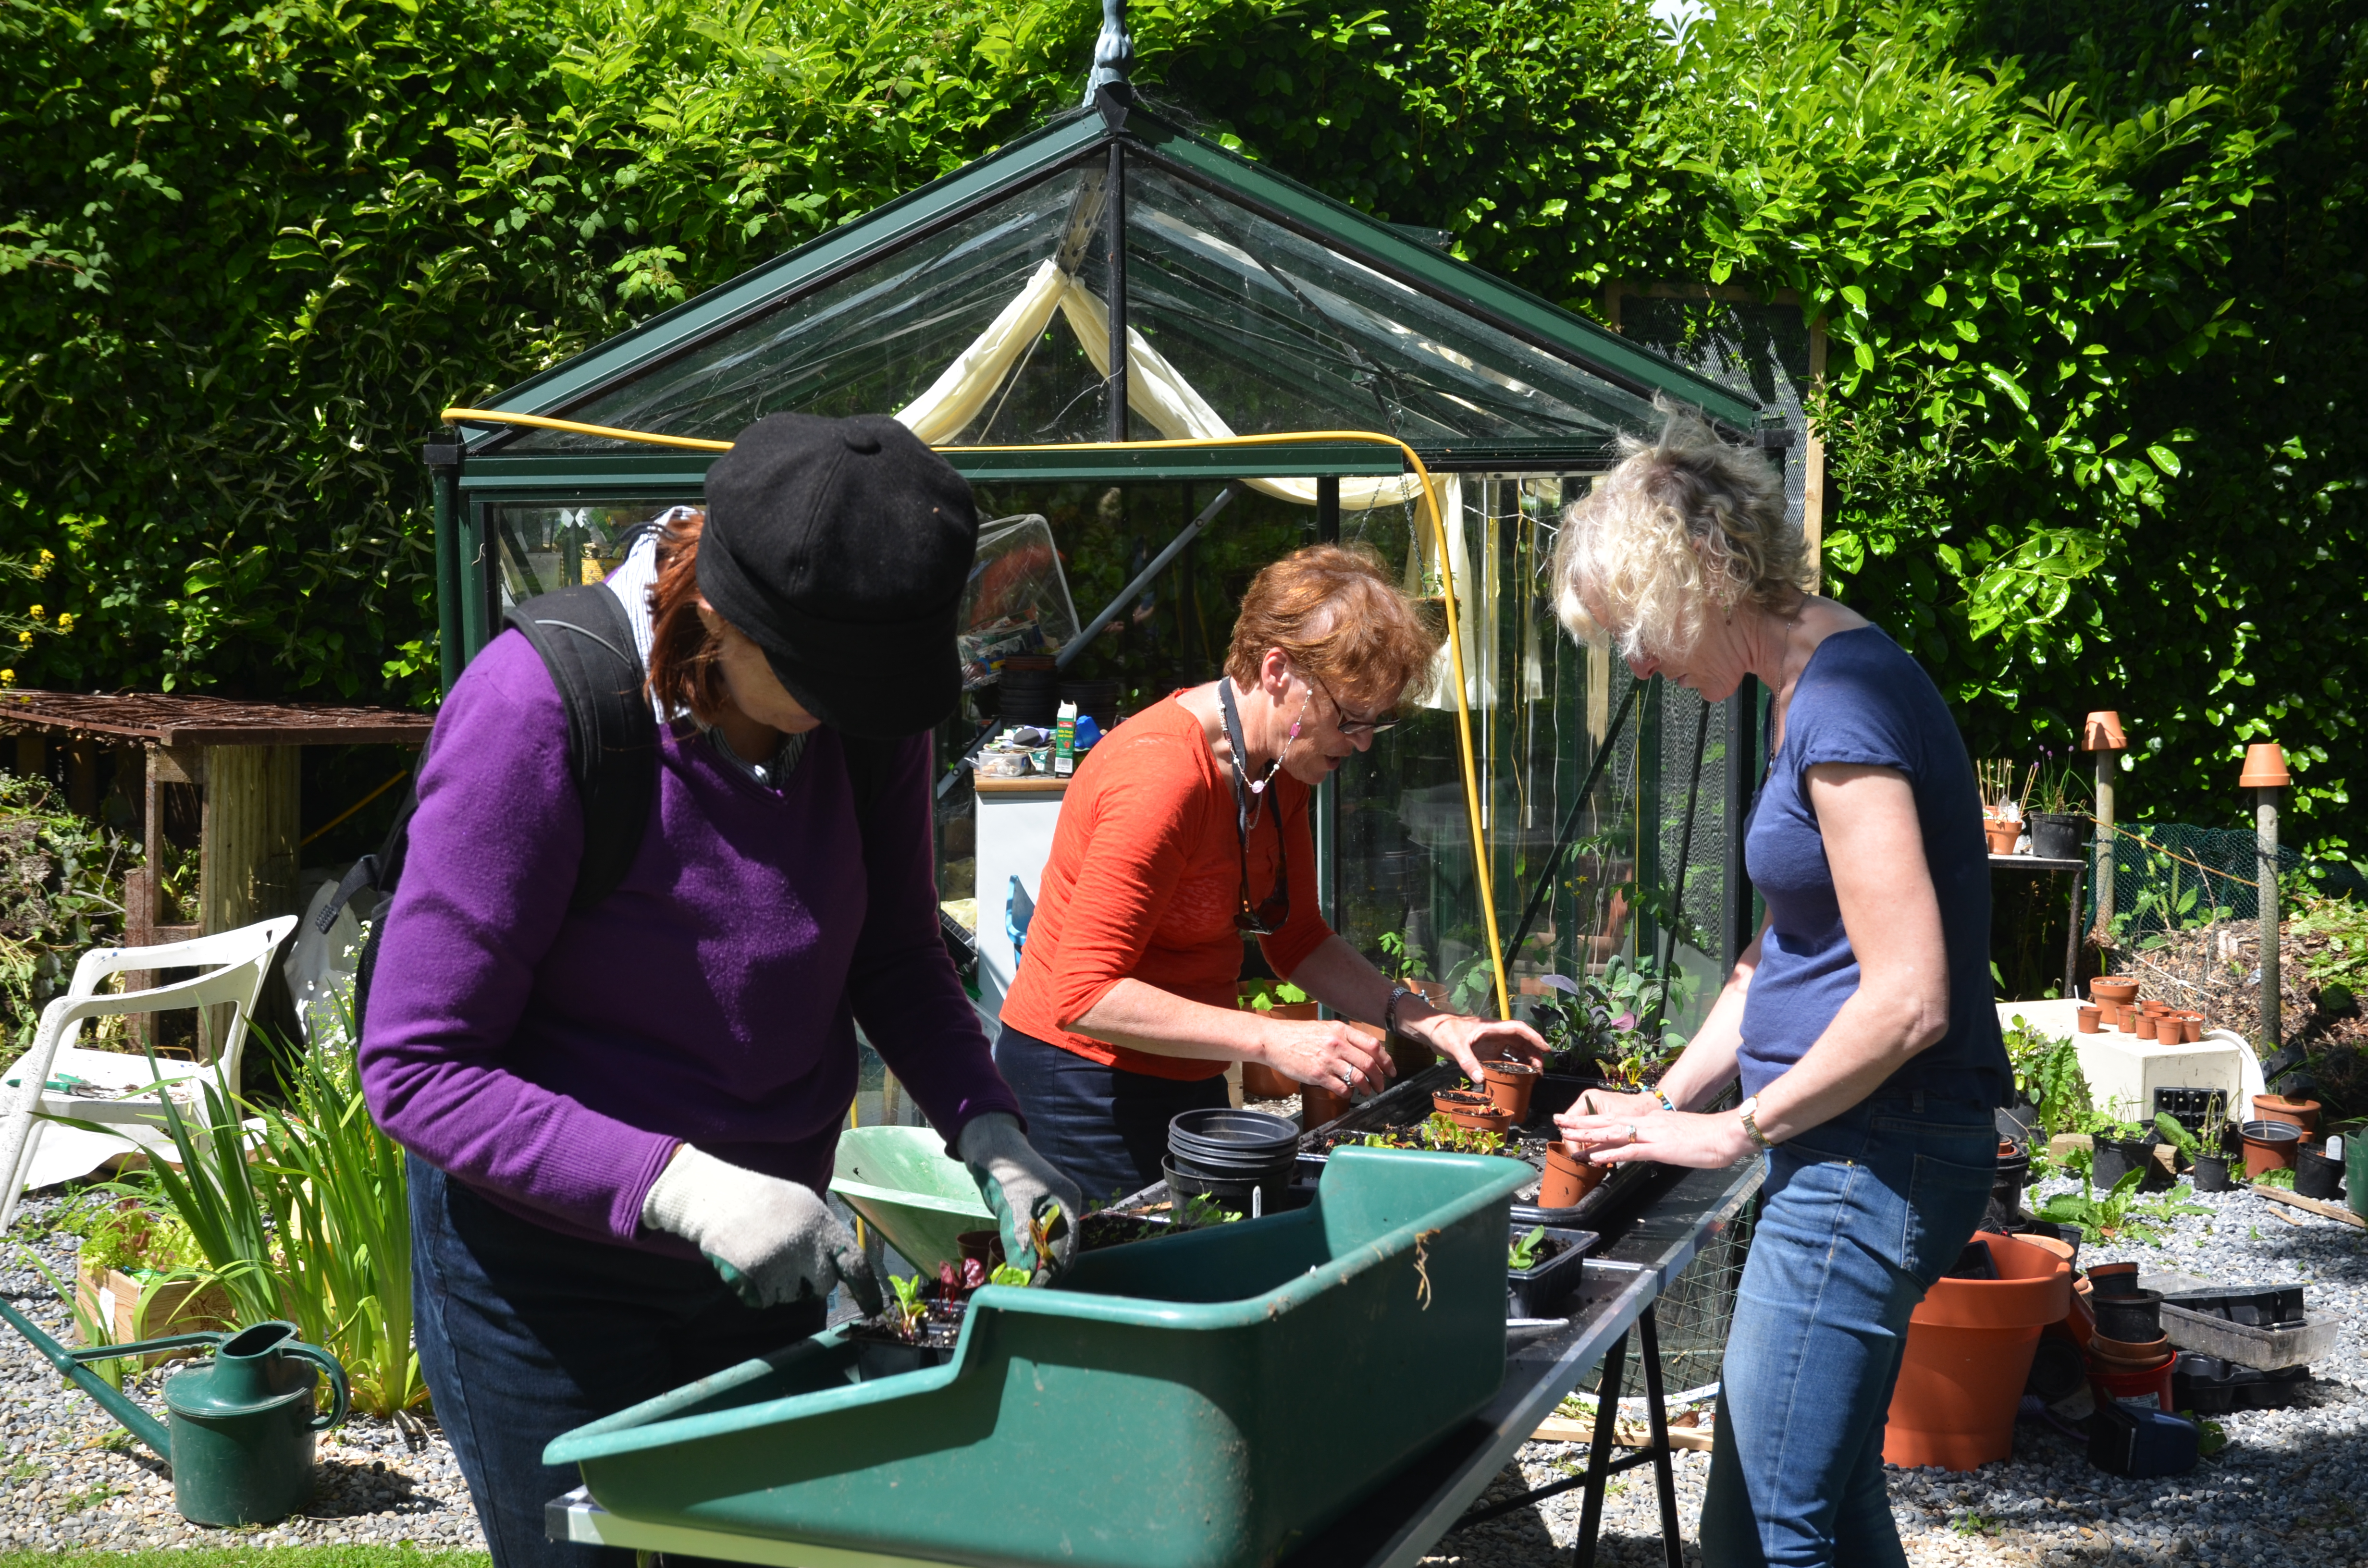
0,776,132,1056
2033,1167,2208,1243
2,0,2360,863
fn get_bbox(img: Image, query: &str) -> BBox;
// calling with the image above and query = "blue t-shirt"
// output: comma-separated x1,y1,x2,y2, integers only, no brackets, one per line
1738,626,2008,1105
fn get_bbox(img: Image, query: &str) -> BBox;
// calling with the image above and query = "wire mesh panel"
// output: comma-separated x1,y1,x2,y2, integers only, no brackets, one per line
1624,1195,1756,1398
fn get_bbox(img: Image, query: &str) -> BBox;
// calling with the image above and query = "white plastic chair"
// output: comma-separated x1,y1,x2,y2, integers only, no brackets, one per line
0,916,296,1229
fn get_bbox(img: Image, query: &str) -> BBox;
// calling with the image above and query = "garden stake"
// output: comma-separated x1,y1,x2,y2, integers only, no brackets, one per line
2240,742,2290,1049
0,1302,347,1527
2084,711,2125,946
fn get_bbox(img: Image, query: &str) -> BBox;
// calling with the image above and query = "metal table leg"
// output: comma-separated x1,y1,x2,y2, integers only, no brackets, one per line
1447,1306,1684,1568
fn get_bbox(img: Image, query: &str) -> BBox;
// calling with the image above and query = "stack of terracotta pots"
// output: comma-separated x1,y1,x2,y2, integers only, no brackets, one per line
2081,978,2206,1041
2083,1265,2176,1410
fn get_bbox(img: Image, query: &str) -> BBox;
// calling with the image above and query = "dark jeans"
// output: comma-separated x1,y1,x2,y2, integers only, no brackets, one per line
993,1023,1229,1205
410,1154,825,1568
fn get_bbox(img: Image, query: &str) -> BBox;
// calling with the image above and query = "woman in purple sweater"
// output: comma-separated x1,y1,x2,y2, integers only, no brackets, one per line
360,414,1080,1568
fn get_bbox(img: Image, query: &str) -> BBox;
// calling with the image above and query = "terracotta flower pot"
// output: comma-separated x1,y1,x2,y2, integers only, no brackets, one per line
2254,1095,2321,1136
2241,1119,2302,1176
2173,1012,2205,1044
2077,1006,2102,1033
1301,1081,1352,1128
1240,1062,1299,1101
2131,1013,2158,1041
1540,1142,1604,1209
1434,1089,1492,1115
2090,977,2138,1007
2097,1001,2122,1028
1885,1231,2073,1470
1480,1058,1540,1118
2087,1332,2172,1372
1984,821,2022,855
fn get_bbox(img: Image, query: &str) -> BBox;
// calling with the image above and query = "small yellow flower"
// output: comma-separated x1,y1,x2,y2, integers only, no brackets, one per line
0,669,13,686
54,612,73,633
26,605,43,621
14,631,29,646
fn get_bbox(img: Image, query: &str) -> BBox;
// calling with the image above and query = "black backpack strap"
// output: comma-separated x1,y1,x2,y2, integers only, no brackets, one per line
503,584,661,911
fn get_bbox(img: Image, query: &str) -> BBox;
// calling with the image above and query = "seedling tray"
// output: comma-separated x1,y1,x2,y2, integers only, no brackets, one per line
2172,1352,2310,1414
2158,1297,2332,1371
1298,1062,1661,1235
1505,1224,1596,1318
546,1146,1532,1568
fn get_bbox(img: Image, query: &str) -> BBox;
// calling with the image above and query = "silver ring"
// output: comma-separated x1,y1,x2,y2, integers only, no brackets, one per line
1340,1067,1355,1090
1627,1122,1639,1142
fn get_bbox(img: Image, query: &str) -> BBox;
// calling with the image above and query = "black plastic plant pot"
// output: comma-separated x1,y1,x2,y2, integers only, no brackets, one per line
2091,1139,2146,1193
1504,1225,1597,1318
2191,1152,2233,1193
1169,1108,1298,1161
2296,1148,2346,1201
2024,1336,2089,1404
2028,812,2085,860
2091,1287,2165,1342
1161,1157,1287,1219
2086,1261,2141,1297
1990,1150,2032,1225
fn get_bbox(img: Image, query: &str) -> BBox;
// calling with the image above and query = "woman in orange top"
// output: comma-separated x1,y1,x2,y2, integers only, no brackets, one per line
996,545,1547,1200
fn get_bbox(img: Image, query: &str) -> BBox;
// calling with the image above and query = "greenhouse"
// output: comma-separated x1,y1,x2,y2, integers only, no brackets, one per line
434,90,1790,1043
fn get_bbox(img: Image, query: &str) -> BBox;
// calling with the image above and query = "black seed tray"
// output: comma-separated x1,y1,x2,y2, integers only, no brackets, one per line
1505,1224,1598,1319
2172,1352,2310,1414
2164,1285,2306,1328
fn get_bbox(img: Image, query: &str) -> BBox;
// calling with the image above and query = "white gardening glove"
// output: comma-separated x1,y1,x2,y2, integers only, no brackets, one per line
956,1113,1086,1277
641,1144,883,1317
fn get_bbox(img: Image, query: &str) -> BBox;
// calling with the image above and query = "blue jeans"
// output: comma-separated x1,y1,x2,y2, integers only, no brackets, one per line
1698,1092,1998,1568
410,1155,825,1568
993,1024,1229,1205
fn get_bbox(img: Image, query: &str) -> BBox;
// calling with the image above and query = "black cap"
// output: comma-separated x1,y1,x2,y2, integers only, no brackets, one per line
700,413,978,738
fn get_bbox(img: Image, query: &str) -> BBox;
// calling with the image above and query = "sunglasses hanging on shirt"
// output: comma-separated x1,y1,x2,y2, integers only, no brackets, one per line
1217,680,1293,936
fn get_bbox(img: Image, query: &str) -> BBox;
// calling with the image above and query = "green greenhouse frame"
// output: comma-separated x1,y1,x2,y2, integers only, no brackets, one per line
427,88,1788,1019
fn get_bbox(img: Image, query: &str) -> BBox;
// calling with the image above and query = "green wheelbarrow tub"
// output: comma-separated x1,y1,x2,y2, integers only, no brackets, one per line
548,1145,1531,1568
830,1125,993,1274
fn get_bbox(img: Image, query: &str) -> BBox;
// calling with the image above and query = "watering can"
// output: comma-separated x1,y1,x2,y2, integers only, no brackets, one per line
0,1298,347,1525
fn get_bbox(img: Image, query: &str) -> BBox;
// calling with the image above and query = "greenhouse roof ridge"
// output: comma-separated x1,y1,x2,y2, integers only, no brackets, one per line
458,102,1762,455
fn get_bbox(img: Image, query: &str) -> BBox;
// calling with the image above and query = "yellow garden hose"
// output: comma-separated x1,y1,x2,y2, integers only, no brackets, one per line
441,409,1514,1020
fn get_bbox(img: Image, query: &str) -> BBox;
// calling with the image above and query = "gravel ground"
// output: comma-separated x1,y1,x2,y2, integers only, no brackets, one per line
0,1195,487,1552
1429,1171,2368,1568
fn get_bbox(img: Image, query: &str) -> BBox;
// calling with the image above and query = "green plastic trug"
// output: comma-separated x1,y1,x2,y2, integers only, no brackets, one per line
552,1145,1532,1568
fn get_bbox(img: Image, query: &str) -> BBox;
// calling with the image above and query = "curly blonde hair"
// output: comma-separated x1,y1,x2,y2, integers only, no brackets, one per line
1551,399,1807,661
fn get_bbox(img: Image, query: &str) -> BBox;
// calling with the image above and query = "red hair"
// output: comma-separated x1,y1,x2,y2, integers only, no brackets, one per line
645,510,729,724
1225,544,1438,710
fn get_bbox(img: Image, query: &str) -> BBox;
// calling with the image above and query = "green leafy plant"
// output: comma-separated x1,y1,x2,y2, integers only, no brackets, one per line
2153,1112,2200,1162
888,1273,928,1337
1377,931,1431,984
1245,981,1309,1013
2253,1166,2295,1190
2004,1014,2093,1138
1507,1225,1546,1271
60,1013,423,1415
2034,1170,2209,1244
987,1262,1033,1288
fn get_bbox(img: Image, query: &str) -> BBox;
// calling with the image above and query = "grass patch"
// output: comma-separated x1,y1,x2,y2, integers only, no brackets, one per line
0,1553,488,1568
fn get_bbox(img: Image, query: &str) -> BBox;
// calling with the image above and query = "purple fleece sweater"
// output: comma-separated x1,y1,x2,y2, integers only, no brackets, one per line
358,630,1019,1255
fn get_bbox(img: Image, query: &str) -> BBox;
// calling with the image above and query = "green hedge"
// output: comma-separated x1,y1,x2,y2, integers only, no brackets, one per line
2,0,2360,862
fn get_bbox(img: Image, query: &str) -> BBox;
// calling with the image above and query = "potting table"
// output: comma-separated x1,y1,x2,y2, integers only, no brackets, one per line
1989,850,2088,999
543,1153,1762,1568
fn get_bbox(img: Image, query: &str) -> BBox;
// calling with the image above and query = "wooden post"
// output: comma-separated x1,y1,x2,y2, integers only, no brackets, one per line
2240,742,2291,1054
12,734,43,783
2082,711,2126,951
197,744,300,1062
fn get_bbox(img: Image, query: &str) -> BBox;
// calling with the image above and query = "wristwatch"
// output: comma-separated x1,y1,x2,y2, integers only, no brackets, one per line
1739,1095,1773,1152
1383,984,1418,1039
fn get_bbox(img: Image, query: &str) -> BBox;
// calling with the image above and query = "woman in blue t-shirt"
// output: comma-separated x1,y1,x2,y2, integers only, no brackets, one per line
1549,403,2008,1567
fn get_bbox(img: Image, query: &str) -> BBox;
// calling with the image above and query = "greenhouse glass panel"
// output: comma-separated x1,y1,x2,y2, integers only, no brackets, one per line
509,168,1104,450
1124,166,1661,445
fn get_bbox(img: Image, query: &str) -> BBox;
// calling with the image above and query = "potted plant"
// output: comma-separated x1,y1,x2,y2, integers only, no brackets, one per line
71,1200,234,1365
1540,1141,1604,1209
2186,1102,2232,1191
1480,1058,1540,1118
2026,760,2087,860
1978,759,2031,854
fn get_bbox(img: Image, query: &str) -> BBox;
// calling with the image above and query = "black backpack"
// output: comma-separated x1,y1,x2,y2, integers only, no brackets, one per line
325,583,898,1035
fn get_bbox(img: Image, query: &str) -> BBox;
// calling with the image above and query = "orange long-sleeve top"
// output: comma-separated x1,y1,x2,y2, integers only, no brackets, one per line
996,695,1333,1080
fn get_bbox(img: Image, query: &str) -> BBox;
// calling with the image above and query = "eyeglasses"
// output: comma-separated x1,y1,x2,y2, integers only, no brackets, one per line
1233,800,1292,935
1311,674,1399,739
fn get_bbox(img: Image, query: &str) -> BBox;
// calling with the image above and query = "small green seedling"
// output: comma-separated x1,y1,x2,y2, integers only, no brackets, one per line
987,1262,1033,1288
888,1272,928,1336
1508,1225,1546,1271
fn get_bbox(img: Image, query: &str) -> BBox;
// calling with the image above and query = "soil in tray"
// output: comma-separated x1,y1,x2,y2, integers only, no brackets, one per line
1312,1112,1550,1161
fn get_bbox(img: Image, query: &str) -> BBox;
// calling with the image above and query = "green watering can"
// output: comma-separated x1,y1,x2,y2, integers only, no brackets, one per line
0,1298,348,1526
